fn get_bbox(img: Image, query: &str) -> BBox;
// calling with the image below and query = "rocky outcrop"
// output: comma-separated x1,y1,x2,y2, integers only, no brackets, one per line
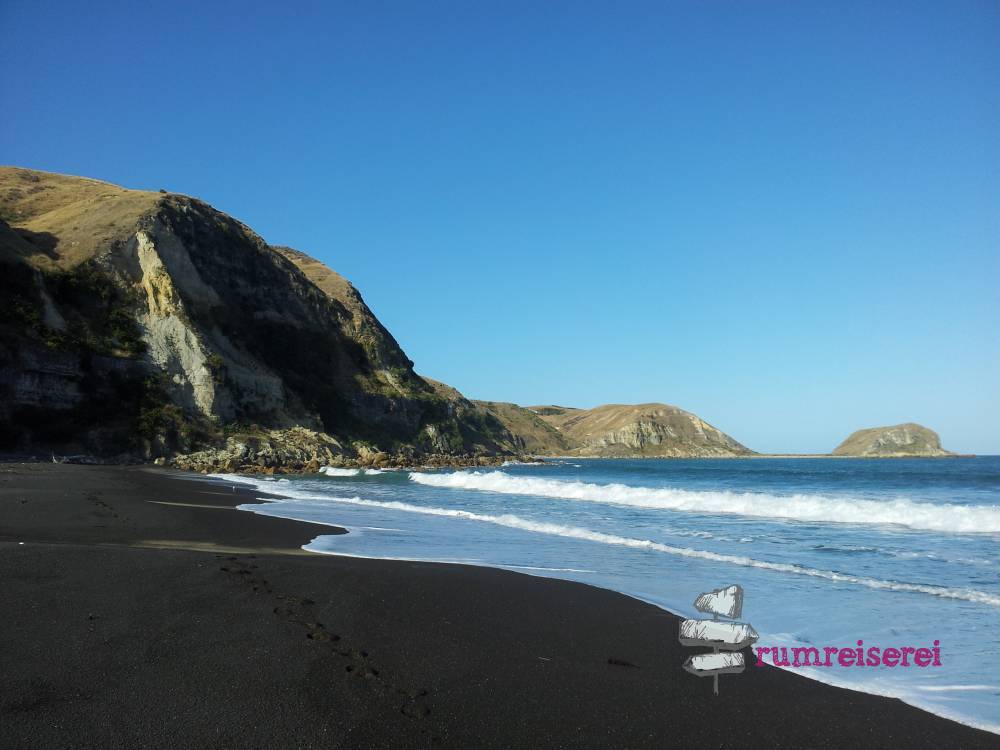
522,403,753,458
171,426,510,474
831,423,953,457
171,427,346,474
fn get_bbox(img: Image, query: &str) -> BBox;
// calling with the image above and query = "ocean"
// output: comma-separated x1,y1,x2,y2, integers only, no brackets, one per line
216,457,1000,733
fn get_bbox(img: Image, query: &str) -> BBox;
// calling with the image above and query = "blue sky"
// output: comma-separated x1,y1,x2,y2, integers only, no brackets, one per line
2,1,998,453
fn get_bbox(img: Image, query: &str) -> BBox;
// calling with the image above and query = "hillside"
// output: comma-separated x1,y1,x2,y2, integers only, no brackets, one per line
832,423,953,457
0,166,756,467
0,166,516,468
512,403,753,457
472,401,574,455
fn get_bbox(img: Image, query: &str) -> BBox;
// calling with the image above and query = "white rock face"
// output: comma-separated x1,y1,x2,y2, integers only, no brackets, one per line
131,229,225,418
118,225,291,424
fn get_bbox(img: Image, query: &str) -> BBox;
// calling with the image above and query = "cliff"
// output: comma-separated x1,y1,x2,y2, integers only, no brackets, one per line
494,403,753,458
0,167,758,466
831,423,954,457
0,167,515,468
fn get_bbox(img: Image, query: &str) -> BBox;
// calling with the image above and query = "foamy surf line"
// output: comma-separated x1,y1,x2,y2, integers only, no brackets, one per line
227,481,1000,608
319,467,390,476
212,472,1000,733
409,471,1000,534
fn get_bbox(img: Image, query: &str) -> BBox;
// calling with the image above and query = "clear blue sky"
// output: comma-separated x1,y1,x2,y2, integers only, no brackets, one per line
2,1,998,454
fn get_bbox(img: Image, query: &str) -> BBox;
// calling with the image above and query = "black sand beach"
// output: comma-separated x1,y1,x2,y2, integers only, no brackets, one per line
0,463,996,748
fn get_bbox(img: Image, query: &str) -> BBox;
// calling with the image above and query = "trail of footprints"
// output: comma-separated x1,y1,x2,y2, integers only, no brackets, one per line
87,492,132,527
217,556,433,723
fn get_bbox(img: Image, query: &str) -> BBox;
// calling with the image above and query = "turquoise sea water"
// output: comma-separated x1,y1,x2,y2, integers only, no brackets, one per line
218,457,1000,733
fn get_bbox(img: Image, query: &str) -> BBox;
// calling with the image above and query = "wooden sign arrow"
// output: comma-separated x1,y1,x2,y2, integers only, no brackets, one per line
694,584,743,619
680,583,756,695
678,619,759,650
683,651,746,677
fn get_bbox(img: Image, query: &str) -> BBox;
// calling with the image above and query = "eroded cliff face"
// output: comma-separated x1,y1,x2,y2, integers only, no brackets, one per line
832,423,953,457
579,412,748,457
128,228,230,419
517,403,753,457
0,167,516,464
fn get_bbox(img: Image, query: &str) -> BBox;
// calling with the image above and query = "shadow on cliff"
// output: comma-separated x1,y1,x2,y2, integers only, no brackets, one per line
13,228,60,261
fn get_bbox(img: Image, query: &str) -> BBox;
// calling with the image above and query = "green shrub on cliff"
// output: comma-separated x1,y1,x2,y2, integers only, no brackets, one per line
48,261,147,358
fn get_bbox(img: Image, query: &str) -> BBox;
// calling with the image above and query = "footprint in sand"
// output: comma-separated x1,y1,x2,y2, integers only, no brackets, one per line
217,555,434,721
306,629,339,642
276,594,314,605
400,703,431,719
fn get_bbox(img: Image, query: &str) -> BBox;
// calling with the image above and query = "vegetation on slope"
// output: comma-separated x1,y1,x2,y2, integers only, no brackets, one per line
0,167,518,463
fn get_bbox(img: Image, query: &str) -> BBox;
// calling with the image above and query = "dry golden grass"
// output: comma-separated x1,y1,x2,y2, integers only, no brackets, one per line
271,245,363,314
535,403,687,435
0,166,162,270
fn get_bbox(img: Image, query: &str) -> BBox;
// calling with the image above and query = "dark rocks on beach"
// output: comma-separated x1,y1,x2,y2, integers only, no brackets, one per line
166,427,525,475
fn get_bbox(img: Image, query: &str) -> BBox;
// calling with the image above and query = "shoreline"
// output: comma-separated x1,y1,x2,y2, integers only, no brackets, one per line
14,450,981,479
232,470,1000,736
1,462,996,747
534,453,979,459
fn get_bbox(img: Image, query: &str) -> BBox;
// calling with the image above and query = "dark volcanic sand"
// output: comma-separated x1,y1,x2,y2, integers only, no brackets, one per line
0,463,996,749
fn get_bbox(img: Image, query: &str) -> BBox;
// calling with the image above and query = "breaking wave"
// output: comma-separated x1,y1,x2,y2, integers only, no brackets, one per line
287,493,1000,607
409,472,1000,534
320,467,392,477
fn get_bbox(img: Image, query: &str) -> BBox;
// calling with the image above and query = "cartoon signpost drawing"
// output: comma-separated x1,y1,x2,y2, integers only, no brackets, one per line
679,584,758,695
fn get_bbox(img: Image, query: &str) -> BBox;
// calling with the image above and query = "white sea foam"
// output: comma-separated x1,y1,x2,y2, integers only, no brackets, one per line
321,467,393,476
500,564,597,573
275,492,1000,607
409,471,1000,534
320,467,361,476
